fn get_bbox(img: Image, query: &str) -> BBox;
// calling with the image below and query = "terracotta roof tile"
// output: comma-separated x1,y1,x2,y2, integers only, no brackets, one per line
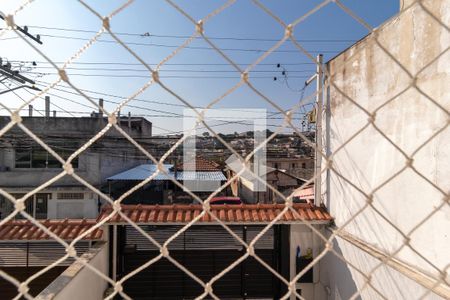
0,219,104,241
174,157,221,171
98,203,332,224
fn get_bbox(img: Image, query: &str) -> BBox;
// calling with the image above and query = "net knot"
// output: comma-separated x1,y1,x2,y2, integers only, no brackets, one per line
108,113,117,125
102,17,111,30
63,163,74,175
66,246,77,257
247,245,255,256
112,201,121,212
18,282,29,295
5,15,15,28
367,113,376,124
160,246,169,257
405,158,414,168
241,72,249,83
58,69,69,82
205,282,213,293
152,70,159,82
114,282,123,293
10,112,22,124
284,24,293,38
15,199,25,212
195,20,204,35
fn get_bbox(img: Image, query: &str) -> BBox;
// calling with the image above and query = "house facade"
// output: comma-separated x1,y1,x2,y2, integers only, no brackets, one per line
0,115,152,219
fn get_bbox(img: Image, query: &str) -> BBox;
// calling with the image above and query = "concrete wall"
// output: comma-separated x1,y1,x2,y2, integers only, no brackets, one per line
322,0,449,299
0,116,152,139
36,242,109,300
319,235,443,300
0,139,147,188
290,224,325,300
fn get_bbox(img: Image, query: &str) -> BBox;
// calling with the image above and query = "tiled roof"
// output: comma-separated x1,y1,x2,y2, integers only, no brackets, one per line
98,203,332,224
174,157,221,171
0,219,104,241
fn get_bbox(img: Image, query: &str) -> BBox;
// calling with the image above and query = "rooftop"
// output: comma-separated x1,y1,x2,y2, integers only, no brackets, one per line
173,157,221,171
0,219,104,241
98,203,332,224
107,163,226,181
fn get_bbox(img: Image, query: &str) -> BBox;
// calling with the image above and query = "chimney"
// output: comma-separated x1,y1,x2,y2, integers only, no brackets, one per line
99,98,104,117
45,96,50,118
28,105,33,117
128,112,131,129
53,110,56,118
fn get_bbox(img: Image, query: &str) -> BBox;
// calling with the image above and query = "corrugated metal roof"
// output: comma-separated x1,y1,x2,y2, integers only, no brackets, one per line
107,164,225,181
0,220,104,241
107,164,174,181
176,171,226,181
99,203,332,224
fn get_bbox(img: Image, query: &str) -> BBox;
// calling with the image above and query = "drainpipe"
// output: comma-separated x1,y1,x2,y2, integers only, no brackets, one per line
112,224,117,281
314,55,323,207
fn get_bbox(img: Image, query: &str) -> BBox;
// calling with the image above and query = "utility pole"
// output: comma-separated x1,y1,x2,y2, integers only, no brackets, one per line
0,16,42,110
0,15,42,45
305,54,323,207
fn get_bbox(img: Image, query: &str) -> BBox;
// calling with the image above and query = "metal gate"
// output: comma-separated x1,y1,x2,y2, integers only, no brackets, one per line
120,225,285,299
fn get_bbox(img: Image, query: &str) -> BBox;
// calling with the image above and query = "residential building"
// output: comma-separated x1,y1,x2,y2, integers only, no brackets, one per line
0,115,152,219
266,156,314,180
106,157,227,204
226,159,306,204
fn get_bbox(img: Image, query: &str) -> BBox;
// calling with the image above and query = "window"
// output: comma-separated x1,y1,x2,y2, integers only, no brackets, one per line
9,193,49,219
301,163,306,168
57,192,84,200
291,163,296,169
15,149,32,168
15,142,78,169
0,195,14,219
274,163,279,169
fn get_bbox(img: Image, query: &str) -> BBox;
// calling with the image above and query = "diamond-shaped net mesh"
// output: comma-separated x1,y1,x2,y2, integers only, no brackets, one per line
0,0,449,299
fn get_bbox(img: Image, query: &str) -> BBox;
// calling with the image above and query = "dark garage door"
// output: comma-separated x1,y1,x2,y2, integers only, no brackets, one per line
123,249,276,299
120,225,284,299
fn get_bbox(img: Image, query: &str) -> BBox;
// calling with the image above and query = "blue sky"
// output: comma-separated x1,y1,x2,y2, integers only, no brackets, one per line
0,0,398,135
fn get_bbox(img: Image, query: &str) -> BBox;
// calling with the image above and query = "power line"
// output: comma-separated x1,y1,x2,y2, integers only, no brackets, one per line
28,66,314,73
1,82,44,116
9,60,316,66
26,71,311,79
34,80,309,115
23,25,356,43
19,84,76,117
21,33,341,54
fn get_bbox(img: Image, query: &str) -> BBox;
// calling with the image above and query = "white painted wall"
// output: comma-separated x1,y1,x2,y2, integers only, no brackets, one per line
290,224,325,300
37,242,109,300
322,1,450,299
